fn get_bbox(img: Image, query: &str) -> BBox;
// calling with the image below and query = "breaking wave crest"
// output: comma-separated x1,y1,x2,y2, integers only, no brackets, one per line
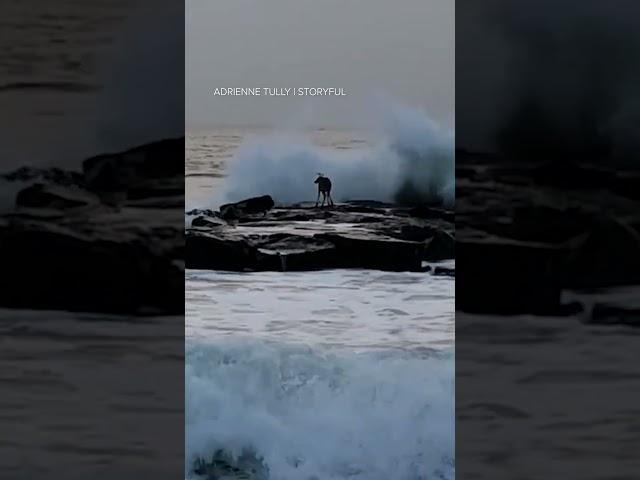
186,340,454,480
219,103,454,207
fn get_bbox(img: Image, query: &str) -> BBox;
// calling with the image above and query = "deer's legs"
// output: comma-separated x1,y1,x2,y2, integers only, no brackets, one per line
328,193,334,207
315,190,321,207
321,192,327,207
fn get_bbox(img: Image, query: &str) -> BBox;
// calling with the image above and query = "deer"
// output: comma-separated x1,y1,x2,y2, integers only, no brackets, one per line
314,173,334,208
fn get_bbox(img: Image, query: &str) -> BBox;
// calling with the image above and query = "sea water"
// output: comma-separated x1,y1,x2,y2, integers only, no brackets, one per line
186,106,455,478
185,270,455,480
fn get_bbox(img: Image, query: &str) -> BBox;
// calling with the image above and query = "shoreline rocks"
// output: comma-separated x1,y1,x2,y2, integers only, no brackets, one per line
186,200,454,272
0,138,184,315
456,149,640,315
219,195,275,219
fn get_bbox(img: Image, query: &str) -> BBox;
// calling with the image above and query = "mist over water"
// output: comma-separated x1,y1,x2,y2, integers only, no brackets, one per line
218,102,454,207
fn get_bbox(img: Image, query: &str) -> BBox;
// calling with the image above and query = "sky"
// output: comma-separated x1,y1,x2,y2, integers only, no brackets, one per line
185,0,455,130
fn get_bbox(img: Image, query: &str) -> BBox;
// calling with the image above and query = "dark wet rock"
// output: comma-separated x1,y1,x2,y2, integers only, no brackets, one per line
558,301,584,316
186,201,453,272
186,208,218,217
344,200,393,208
185,229,425,272
611,171,640,201
257,236,338,271
0,220,183,314
191,215,226,228
125,178,184,200
0,138,184,314
530,161,616,190
398,225,437,242
16,183,97,209
82,137,184,194
269,212,313,222
424,230,455,261
590,304,640,327
434,266,455,277
564,218,640,288
186,233,258,271
456,149,640,315
334,205,387,215
456,234,566,315
2,166,84,186
566,285,640,323
193,451,268,480
220,195,275,219
505,205,593,244
409,205,455,223
316,233,424,271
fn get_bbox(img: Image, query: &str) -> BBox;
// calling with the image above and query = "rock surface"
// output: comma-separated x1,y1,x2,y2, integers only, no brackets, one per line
16,183,99,209
83,138,183,194
220,195,275,219
186,201,454,272
0,138,184,314
456,150,640,315
192,451,268,480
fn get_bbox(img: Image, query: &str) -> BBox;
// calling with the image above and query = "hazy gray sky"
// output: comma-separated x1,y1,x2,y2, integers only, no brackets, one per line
186,0,454,130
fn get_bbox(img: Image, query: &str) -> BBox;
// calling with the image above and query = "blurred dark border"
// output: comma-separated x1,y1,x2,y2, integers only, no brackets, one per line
457,1,640,478
0,1,184,478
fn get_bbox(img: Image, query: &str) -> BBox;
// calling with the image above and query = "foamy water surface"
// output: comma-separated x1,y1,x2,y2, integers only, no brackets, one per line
185,124,455,479
186,269,455,480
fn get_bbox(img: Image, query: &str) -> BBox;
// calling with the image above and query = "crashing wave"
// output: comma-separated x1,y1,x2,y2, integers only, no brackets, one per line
186,340,454,480
217,102,454,208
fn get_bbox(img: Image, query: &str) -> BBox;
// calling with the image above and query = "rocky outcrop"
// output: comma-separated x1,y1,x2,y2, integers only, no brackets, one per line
186,234,258,271
192,451,268,480
434,265,455,277
563,218,640,288
0,138,184,314
456,150,640,315
424,230,455,261
15,183,98,209
456,233,567,314
2,166,83,186
81,138,184,206
590,303,640,327
83,138,183,192
186,201,454,272
219,195,275,220
190,215,226,228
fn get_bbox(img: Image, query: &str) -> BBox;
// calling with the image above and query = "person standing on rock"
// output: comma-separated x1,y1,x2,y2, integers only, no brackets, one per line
314,173,334,208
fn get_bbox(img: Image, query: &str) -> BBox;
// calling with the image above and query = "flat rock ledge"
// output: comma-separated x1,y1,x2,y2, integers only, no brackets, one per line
186,200,454,272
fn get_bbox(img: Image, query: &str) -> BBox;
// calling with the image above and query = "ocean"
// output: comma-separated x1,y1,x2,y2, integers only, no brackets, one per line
185,126,455,479
0,310,183,479
0,4,184,478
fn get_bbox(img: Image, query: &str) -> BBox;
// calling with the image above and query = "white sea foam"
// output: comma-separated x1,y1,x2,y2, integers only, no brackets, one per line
218,102,454,208
186,340,454,480
186,269,454,350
